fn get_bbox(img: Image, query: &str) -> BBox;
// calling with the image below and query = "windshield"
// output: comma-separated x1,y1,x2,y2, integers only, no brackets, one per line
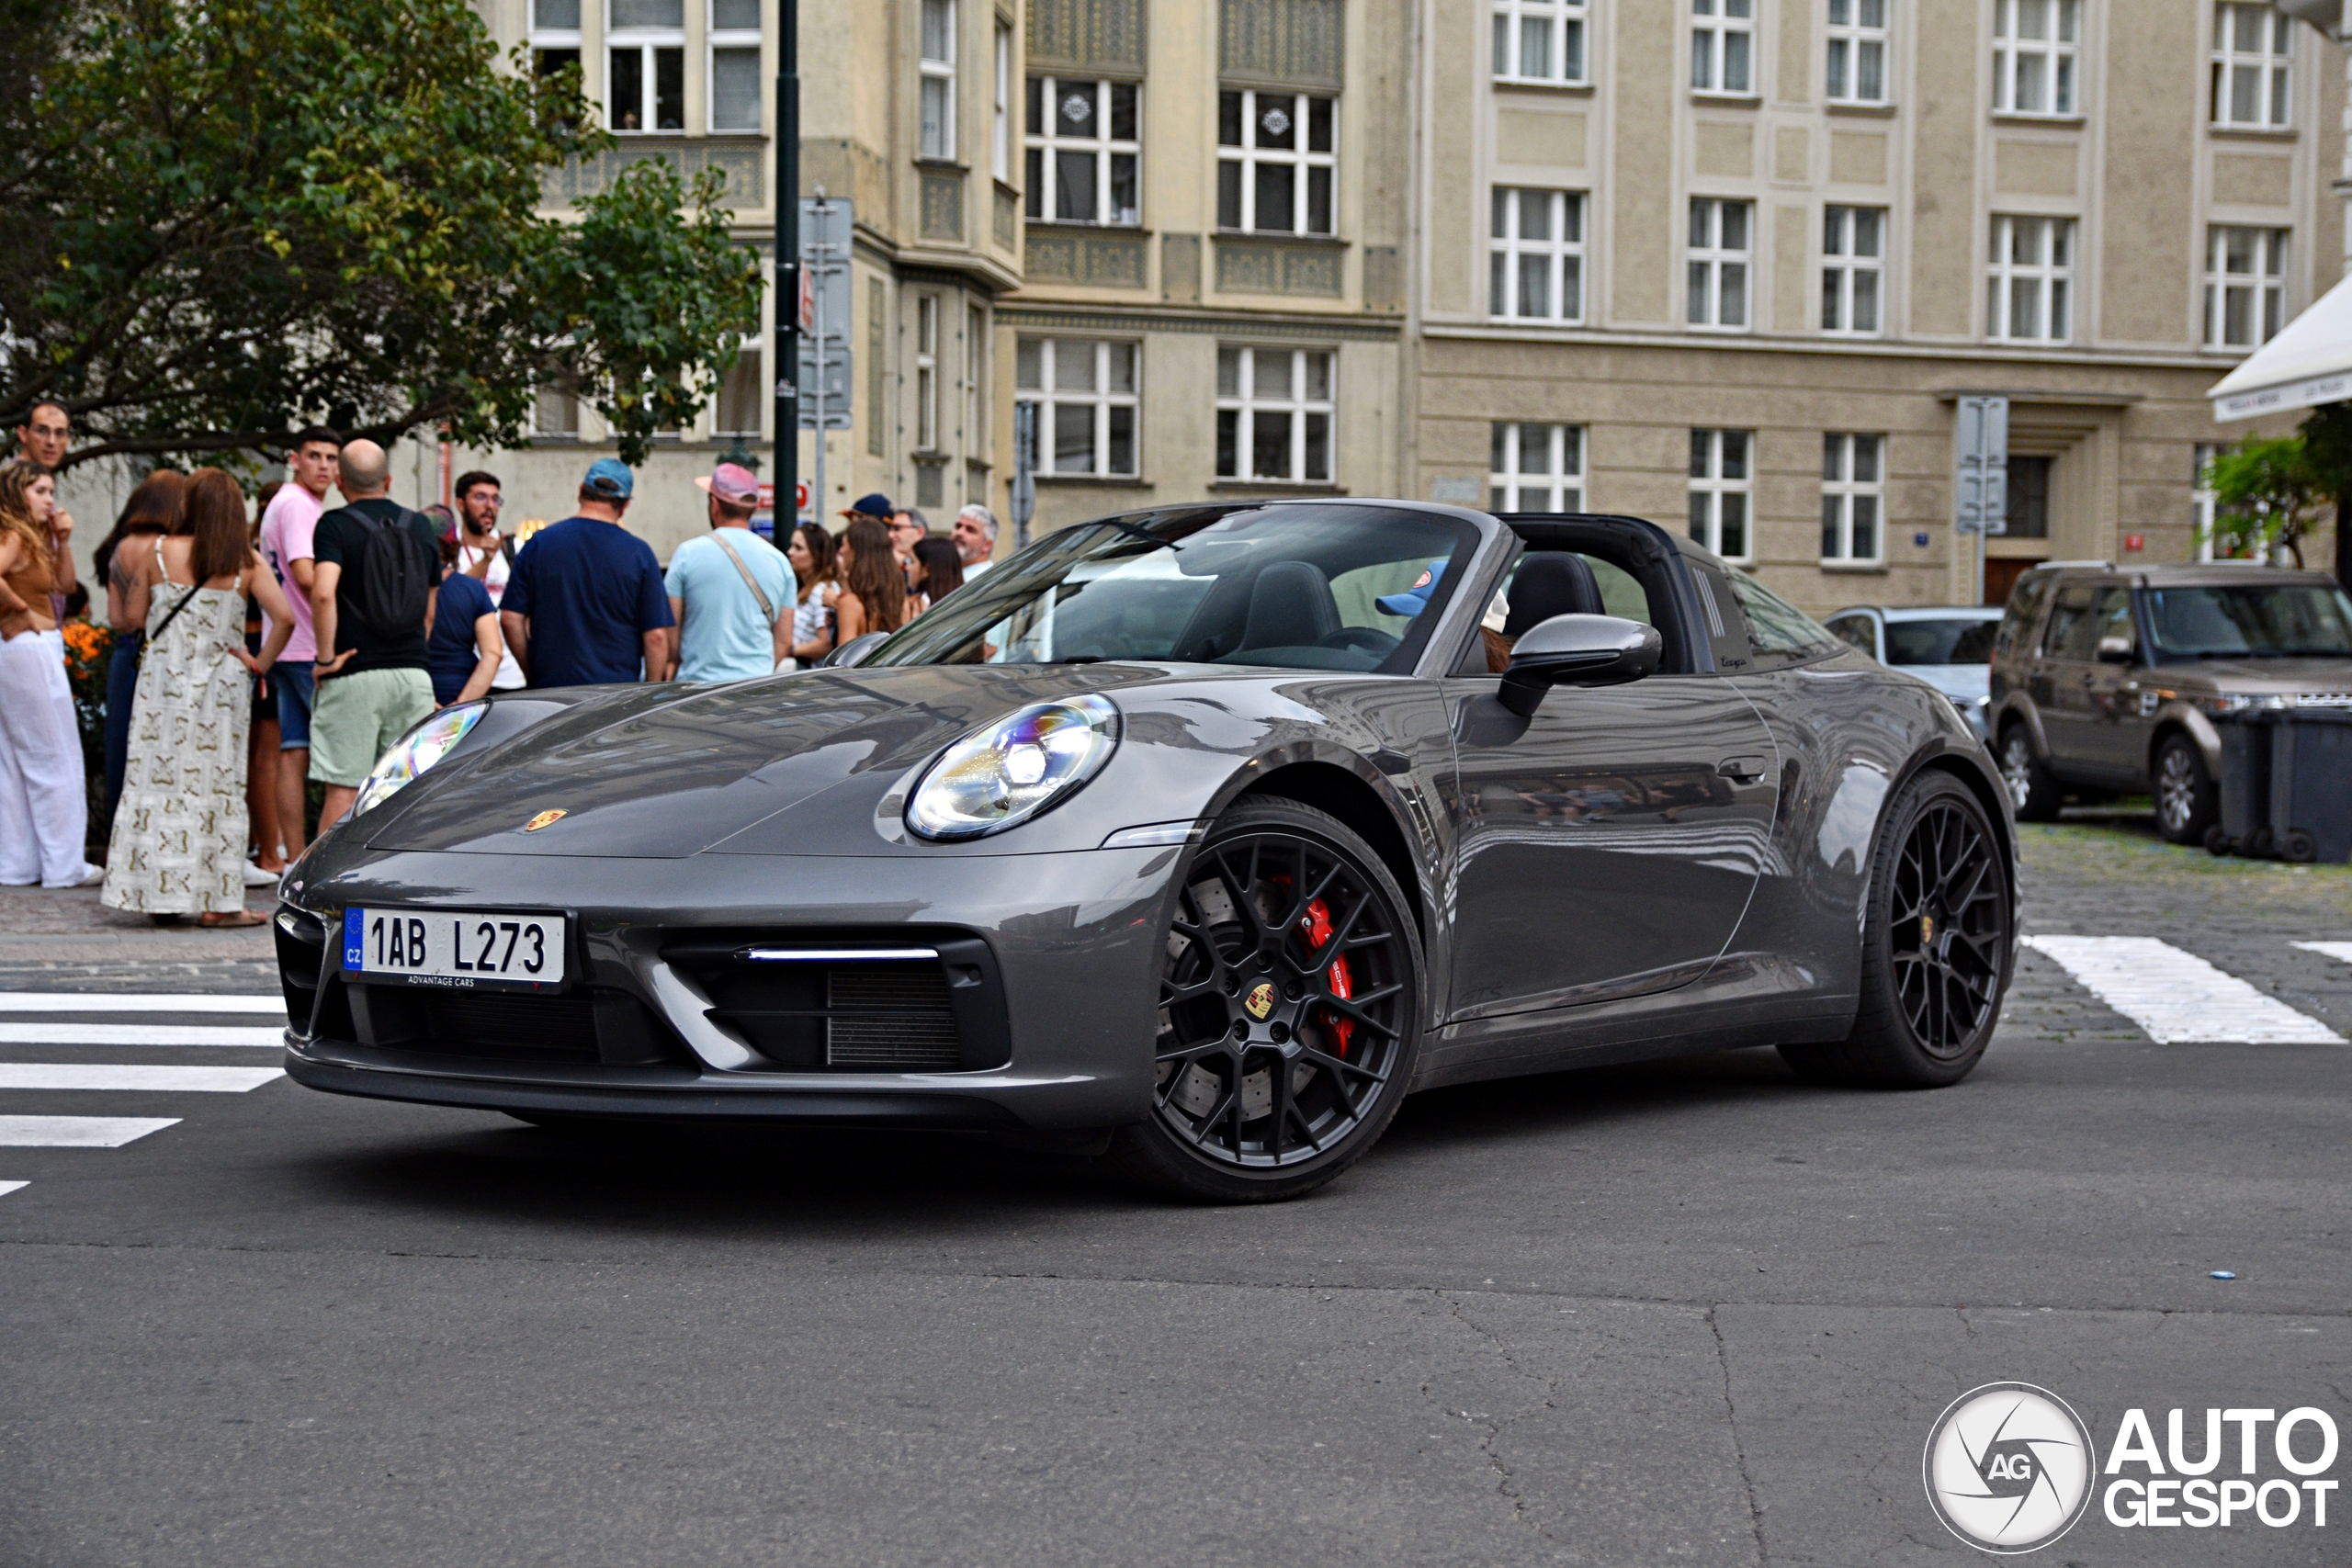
1884,617,1999,666
2144,582,2352,659
860,503,1483,674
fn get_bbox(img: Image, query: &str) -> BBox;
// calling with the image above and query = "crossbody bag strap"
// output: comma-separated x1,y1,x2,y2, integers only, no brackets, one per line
145,536,200,646
708,532,778,627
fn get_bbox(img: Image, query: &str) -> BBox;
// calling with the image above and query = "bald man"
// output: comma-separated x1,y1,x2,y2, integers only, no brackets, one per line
308,439,440,825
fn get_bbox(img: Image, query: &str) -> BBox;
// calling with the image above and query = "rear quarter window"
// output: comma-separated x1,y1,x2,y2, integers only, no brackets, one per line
1724,570,1841,669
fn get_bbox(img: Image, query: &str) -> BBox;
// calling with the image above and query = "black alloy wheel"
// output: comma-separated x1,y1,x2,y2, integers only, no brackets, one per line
1997,724,2063,821
1107,797,1423,1201
1781,772,2012,1088
2153,734,2216,846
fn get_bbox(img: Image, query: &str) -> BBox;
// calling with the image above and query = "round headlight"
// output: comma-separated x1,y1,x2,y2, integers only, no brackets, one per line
353,704,487,817
906,695,1120,840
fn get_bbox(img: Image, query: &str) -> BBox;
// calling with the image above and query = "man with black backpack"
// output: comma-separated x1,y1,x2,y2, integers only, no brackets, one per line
307,438,440,825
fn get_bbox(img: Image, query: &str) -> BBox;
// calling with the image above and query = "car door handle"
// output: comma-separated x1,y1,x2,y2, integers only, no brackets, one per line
1717,756,1766,784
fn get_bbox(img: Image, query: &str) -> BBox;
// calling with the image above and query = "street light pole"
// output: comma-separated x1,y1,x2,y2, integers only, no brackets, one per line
772,0,798,521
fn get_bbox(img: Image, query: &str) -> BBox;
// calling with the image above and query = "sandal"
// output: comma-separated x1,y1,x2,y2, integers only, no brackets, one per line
196,908,269,929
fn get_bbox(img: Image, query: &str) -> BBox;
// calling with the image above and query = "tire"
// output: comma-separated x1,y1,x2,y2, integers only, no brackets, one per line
2152,734,2217,846
1105,797,1426,1202
1997,723,2063,822
1780,772,2013,1089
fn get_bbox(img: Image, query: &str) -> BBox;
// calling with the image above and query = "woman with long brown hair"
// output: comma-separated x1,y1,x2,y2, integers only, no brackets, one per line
833,515,911,643
785,521,840,665
102,468,297,926
0,460,101,887
92,470,187,830
910,535,965,609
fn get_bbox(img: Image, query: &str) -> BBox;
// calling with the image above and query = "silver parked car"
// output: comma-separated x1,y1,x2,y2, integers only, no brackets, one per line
1825,606,2004,740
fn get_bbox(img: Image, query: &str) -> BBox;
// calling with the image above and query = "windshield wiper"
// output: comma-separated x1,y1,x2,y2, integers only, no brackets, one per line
1099,518,1178,552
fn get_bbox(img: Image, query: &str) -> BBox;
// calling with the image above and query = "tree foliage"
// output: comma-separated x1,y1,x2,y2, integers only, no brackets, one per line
0,0,762,468
2201,408,2352,570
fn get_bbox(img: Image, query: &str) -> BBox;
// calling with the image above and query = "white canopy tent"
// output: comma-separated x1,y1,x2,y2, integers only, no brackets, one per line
2209,272,2352,422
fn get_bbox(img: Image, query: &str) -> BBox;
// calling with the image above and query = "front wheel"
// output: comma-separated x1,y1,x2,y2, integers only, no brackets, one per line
1106,797,1425,1202
1781,772,2013,1089
1998,724,2063,822
2153,734,2216,846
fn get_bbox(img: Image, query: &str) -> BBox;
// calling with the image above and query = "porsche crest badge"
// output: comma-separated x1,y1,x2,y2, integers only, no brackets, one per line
1244,981,1275,1020
523,809,567,832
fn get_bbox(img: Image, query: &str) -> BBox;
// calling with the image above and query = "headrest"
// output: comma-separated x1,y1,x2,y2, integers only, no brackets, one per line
1502,552,1605,637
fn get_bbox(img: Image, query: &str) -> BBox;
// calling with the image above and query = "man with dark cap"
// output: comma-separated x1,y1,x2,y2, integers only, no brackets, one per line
501,458,675,688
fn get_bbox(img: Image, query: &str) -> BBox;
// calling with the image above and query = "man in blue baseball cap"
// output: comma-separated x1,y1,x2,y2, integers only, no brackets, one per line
499,457,676,687
1375,559,1447,617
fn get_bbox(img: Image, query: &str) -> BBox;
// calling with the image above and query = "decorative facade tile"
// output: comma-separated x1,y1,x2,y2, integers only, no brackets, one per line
920,172,965,241
540,139,766,210
1215,238,1342,298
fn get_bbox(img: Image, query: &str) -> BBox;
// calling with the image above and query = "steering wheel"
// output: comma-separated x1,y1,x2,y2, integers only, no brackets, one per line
1319,627,1399,657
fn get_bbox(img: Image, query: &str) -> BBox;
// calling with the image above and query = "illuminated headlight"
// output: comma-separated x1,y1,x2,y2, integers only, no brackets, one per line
353,704,487,816
906,695,1120,840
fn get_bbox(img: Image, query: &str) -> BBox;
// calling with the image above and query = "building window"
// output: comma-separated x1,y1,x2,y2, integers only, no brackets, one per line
1015,338,1137,478
1691,0,1754,96
534,386,581,439
1217,90,1336,235
1986,215,2072,342
920,0,956,160
707,0,760,132
916,296,940,451
1025,78,1140,224
1493,0,1587,85
1826,0,1887,105
992,20,1012,183
2205,226,2289,349
1689,430,1752,561
1821,434,1883,564
607,0,684,132
1489,188,1585,324
1992,0,2078,116
1822,205,1884,335
1489,423,1584,512
1687,197,1751,329
2193,442,2222,560
2006,455,2051,539
715,345,762,440
2211,2,2291,129
1216,346,1333,484
531,0,582,85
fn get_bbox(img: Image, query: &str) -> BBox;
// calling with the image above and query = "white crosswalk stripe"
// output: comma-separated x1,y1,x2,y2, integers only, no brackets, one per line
0,992,282,1014
0,1022,285,1047
2292,941,2352,967
2021,935,2344,1044
0,1116,180,1147
0,1066,283,1093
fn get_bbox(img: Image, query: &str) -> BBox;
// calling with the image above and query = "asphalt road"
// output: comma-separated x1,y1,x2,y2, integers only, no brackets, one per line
2,817,2346,1567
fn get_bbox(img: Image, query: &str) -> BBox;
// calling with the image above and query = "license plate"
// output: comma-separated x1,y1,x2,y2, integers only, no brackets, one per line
342,908,567,989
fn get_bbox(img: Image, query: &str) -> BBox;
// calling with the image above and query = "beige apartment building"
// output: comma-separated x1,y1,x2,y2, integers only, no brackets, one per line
432,0,2339,608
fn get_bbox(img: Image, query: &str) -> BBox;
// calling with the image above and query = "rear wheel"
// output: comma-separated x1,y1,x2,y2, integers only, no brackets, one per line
1781,772,2012,1089
2153,734,2216,846
1997,724,2063,822
1106,798,1424,1202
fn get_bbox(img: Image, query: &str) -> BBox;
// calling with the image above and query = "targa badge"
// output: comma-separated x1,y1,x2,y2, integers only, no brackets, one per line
1245,981,1275,1020
523,809,567,832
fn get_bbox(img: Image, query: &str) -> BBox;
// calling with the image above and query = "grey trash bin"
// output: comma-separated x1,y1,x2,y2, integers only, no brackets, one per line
2264,708,2352,864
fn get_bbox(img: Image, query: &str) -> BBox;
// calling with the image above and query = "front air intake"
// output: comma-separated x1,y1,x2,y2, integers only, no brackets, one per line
662,932,1011,1073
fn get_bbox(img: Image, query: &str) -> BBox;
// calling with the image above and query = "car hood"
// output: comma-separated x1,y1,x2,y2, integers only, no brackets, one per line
363,664,1175,858
2151,657,2352,693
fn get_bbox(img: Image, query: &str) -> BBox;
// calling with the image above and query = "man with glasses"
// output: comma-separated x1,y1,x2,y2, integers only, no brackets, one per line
450,469,525,691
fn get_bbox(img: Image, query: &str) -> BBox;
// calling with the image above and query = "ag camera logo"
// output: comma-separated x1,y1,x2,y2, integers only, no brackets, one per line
1922,1382,2096,1553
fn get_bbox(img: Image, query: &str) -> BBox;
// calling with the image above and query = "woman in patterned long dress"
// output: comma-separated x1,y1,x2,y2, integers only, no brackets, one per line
102,469,297,927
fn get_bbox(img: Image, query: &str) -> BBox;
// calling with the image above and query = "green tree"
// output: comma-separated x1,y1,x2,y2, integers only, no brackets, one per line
0,0,761,469
2203,434,2330,568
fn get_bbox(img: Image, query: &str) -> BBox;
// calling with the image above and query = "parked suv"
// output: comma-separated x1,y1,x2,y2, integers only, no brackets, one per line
1989,561,2352,842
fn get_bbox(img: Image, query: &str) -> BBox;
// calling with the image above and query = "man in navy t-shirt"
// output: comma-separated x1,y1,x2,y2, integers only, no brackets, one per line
499,459,676,687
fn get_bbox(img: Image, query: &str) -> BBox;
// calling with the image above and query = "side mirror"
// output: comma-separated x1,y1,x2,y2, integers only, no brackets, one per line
821,632,891,670
2095,635,2134,664
1498,614,1663,717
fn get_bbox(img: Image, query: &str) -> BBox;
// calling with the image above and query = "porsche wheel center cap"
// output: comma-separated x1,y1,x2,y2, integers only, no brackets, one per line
1243,981,1276,1021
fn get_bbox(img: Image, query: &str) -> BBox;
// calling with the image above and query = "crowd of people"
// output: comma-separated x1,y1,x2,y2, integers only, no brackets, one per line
0,401,1007,921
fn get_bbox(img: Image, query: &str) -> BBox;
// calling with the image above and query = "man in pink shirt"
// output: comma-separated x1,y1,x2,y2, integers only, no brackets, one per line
257,427,340,863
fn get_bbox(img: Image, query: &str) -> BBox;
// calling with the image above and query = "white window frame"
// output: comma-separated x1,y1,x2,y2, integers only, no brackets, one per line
1820,433,1885,565
1690,0,1755,97
916,295,940,452
1687,197,1752,331
1822,204,1884,336
1986,215,2073,343
1216,90,1337,236
1489,423,1585,512
1992,0,2079,117
2211,1,2292,130
605,0,686,134
1216,346,1335,484
991,18,1012,183
714,339,763,440
1025,77,1142,225
1015,338,1139,479
529,0,583,83
1492,0,1588,85
2204,226,2289,350
2193,442,2223,561
965,302,986,454
707,0,761,133
920,0,957,161
1688,428,1754,563
1826,0,1888,106
1489,188,1586,324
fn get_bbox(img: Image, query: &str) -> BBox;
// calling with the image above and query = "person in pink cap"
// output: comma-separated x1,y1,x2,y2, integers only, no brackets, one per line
664,461,797,682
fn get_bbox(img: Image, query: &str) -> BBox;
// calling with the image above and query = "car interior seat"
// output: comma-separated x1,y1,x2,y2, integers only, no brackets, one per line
1502,552,1606,637
1238,560,1343,652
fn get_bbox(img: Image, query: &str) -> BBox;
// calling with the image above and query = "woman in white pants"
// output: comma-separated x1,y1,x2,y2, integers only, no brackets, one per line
0,460,100,888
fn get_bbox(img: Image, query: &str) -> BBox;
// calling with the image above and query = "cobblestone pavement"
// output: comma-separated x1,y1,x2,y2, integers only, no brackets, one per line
0,879,277,992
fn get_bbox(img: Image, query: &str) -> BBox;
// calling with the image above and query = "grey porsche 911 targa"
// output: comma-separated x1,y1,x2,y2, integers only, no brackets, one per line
277,500,2017,1201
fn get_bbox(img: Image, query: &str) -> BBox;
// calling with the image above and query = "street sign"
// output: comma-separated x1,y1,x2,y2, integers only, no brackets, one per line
1954,396,2008,537
797,196,854,434
796,344,852,428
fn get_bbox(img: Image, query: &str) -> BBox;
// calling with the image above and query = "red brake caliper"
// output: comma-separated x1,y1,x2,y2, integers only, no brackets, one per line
1299,898,1354,1056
